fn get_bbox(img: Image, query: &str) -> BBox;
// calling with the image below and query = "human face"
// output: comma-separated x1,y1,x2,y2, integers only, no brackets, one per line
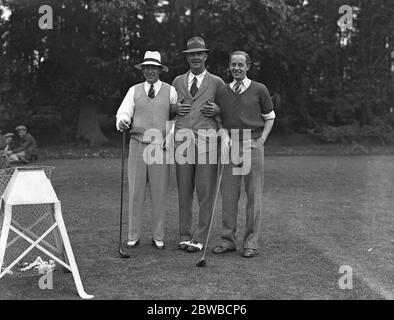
229,54,250,81
16,129,26,138
186,51,207,75
5,137,13,144
142,65,161,84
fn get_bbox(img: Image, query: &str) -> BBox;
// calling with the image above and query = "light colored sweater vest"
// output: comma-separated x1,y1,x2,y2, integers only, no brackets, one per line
130,82,171,143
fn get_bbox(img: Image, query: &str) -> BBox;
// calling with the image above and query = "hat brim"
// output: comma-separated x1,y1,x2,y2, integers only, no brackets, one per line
181,48,210,54
135,62,169,72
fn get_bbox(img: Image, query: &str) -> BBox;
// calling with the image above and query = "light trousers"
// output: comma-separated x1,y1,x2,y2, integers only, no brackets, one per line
127,139,170,241
220,140,264,250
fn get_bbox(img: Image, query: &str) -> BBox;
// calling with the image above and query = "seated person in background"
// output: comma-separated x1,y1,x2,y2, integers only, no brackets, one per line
7,125,38,164
1,132,17,167
0,129,5,149
0,129,7,168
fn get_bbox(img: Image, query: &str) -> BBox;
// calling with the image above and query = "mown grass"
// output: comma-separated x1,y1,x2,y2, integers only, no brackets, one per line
0,156,393,299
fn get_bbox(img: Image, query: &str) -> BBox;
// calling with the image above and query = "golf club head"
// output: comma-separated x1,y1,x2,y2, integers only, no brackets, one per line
119,249,130,259
196,258,206,268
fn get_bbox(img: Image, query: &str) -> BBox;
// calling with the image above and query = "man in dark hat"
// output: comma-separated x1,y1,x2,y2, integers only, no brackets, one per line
116,51,177,250
171,36,225,253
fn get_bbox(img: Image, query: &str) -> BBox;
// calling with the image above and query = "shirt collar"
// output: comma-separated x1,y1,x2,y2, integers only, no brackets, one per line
231,76,250,88
144,79,161,91
189,70,207,83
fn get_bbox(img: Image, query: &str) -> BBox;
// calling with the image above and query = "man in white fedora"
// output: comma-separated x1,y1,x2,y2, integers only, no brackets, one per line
116,51,178,250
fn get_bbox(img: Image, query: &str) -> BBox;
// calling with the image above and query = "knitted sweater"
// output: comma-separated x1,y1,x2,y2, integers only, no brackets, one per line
130,82,171,143
215,81,274,139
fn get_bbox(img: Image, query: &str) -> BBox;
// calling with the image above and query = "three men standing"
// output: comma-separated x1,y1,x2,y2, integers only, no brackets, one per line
116,41,274,259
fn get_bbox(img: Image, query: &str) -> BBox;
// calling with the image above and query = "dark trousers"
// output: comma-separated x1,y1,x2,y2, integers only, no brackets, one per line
175,149,218,243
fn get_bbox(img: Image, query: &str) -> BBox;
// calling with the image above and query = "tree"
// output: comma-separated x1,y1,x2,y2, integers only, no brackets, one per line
1,0,142,146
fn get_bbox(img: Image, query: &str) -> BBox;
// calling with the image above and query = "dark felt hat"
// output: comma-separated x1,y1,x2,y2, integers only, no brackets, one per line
182,37,210,53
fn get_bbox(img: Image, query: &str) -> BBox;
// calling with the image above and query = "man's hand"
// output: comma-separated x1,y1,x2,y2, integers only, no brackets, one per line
220,131,232,156
245,135,266,148
161,132,173,150
258,135,267,145
173,102,192,116
118,119,130,131
200,101,220,117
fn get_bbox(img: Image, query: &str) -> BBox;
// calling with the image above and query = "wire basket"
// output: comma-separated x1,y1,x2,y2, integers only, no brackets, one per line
0,166,55,196
0,166,59,278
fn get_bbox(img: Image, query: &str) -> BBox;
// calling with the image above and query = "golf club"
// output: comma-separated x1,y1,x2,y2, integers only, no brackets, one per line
196,162,225,267
119,130,130,258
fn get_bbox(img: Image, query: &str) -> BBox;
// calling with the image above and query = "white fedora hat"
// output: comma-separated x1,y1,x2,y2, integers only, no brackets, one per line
134,51,168,72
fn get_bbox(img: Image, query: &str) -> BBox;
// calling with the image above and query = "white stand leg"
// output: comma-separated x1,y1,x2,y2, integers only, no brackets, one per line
51,210,70,272
53,202,94,299
0,204,12,279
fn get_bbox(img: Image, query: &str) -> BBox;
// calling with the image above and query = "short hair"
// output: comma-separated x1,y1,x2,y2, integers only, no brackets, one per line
229,51,252,66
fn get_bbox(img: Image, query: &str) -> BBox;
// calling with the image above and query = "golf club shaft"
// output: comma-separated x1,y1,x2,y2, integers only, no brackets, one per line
119,130,126,252
201,162,225,259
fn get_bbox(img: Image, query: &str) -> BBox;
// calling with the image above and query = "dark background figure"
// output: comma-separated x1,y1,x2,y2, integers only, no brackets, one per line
10,125,38,164
0,132,16,168
0,129,6,150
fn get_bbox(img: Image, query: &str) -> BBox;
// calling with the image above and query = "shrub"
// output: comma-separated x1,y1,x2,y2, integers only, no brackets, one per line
314,122,393,144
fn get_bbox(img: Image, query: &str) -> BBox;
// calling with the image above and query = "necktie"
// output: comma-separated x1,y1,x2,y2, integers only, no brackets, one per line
233,81,242,94
148,84,155,98
190,77,198,97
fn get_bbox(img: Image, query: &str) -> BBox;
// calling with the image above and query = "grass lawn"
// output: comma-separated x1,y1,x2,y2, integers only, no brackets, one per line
0,155,393,300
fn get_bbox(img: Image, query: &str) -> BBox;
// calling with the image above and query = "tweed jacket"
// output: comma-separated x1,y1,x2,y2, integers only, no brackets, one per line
172,71,224,152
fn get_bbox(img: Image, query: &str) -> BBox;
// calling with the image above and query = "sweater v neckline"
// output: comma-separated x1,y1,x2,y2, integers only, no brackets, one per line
228,80,253,96
144,82,163,99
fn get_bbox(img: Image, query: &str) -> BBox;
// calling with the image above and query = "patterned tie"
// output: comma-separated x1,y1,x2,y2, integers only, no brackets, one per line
148,84,155,98
190,77,198,97
233,81,242,94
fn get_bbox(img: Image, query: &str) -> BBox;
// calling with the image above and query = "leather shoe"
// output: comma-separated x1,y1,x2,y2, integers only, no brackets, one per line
126,239,140,248
242,248,256,258
212,245,236,254
178,240,191,250
152,239,165,250
187,240,203,252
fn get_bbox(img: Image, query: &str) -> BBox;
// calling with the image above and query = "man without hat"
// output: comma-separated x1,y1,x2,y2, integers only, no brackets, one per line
213,51,275,258
171,36,225,252
116,51,177,250
0,129,6,150
0,131,12,168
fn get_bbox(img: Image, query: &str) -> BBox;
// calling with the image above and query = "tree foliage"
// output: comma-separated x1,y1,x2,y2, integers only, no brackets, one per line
0,0,393,144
